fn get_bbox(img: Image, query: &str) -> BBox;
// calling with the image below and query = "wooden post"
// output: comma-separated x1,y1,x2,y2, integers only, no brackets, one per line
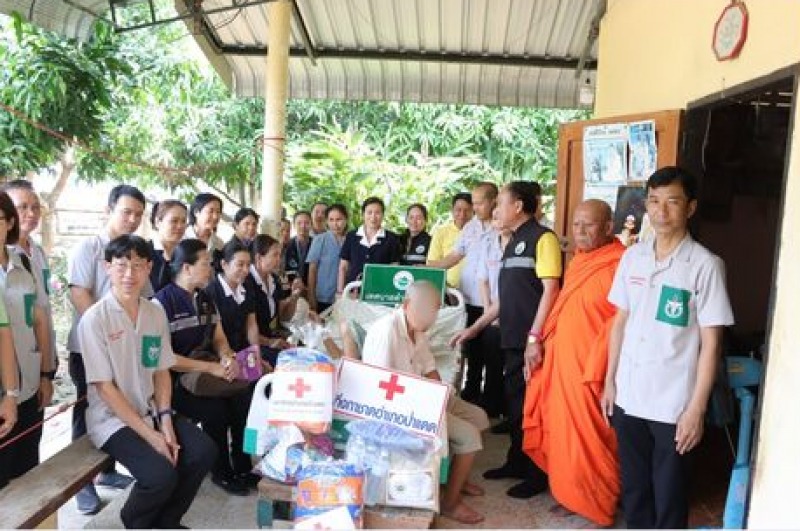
259,0,292,237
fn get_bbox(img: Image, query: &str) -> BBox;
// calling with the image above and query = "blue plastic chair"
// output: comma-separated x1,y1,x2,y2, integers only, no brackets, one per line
722,356,763,529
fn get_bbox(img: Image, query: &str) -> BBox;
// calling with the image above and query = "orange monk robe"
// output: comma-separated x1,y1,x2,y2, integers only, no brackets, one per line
523,239,625,526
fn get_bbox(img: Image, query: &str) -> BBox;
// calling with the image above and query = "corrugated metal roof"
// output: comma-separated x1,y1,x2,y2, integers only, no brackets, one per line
2,0,600,108
0,0,107,40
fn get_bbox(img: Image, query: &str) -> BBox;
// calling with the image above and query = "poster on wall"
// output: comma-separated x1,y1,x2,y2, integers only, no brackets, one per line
613,185,650,247
583,123,629,185
583,184,620,211
628,120,657,181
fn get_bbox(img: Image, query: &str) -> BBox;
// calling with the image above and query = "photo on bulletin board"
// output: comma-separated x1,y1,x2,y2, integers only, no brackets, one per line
583,123,629,185
613,185,647,247
628,120,657,181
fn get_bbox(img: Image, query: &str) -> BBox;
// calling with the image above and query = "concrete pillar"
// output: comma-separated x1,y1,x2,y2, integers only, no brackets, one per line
259,0,291,237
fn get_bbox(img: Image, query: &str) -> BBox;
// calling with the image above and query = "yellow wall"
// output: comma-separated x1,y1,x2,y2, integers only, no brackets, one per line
746,99,800,528
595,1,800,527
595,0,800,117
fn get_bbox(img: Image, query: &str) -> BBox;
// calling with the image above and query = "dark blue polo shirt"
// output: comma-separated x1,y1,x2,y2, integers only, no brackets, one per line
205,275,255,352
340,227,402,284
153,282,219,356
399,231,432,266
149,245,173,294
284,236,312,284
245,268,287,337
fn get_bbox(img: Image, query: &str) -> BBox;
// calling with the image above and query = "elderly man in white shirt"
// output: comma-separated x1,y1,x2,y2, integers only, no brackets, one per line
362,281,489,525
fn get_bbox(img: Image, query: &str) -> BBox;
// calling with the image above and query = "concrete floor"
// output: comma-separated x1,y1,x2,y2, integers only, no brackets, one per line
45,415,726,529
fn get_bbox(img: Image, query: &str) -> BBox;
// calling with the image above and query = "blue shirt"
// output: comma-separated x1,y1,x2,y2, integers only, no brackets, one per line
305,231,343,304
153,282,219,357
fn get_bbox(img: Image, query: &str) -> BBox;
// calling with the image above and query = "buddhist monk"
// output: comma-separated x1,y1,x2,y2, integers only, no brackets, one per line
522,199,625,526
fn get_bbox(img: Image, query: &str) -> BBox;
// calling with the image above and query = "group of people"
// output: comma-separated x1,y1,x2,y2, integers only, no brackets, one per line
0,165,734,529
436,168,730,528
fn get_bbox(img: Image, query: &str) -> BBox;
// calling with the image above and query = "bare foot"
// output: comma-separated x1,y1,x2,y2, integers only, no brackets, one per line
461,481,485,496
441,501,485,525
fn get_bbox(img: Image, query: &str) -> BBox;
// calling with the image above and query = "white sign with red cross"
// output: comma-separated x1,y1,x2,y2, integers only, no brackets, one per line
333,358,449,439
266,370,333,425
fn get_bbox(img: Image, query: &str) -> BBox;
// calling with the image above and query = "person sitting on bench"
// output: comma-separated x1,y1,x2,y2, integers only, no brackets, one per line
78,235,216,529
362,280,489,525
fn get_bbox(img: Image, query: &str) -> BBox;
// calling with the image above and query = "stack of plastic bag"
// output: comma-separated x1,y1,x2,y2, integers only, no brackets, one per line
245,348,336,484
344,419,441,512
294,461,365,528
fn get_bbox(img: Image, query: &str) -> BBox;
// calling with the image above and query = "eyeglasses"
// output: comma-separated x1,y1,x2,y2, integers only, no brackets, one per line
110,260,149,274
15,204,41,213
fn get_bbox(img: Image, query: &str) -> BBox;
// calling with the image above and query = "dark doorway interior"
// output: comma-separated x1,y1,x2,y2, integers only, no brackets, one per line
680,75,795,526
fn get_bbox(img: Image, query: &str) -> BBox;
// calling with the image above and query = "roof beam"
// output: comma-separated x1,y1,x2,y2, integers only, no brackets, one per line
215,46,597,70
290,0,317,64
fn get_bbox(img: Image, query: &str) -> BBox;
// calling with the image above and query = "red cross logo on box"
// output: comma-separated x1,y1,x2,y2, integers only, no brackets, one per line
378,374,406,401
289,377,311,399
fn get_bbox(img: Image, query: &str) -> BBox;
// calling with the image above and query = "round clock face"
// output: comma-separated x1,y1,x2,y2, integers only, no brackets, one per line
713,3,748,61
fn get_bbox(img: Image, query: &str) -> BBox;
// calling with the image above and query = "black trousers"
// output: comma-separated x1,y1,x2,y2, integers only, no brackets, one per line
69,352,115,476
612,405,690,529
0,395,43,489
502,347,547,487
173,383,253,479
481,324,505,417
461,305,486,402
102,419,216,529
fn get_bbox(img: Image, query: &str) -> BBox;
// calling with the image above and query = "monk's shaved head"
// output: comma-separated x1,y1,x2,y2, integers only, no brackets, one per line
572,199,614,252
576,199,613,224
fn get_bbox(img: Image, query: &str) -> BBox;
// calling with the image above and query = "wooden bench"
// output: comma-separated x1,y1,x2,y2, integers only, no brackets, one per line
256,477,435,529
0,435,112,529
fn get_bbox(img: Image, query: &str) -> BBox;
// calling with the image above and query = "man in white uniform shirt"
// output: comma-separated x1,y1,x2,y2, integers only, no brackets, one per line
67,184,152,513
427,182,498,408
602,167,734,529
79,235,215,529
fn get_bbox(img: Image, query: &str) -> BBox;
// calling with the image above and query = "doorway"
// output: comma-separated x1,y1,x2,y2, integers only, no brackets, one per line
680,71,797,525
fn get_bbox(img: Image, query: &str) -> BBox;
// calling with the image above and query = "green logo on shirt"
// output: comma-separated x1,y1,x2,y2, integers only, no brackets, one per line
656,285,691,327
141,335,161,368
23,293,35,328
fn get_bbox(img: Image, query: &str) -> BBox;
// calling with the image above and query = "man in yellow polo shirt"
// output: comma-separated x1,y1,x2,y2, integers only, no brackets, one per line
427,193,473,288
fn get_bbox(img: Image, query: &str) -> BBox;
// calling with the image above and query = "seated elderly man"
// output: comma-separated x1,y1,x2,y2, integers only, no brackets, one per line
362,281,489,525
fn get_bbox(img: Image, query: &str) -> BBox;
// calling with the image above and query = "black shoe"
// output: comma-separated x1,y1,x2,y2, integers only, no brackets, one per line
96,471,134,489
212,474,250,496
490,419,511,434
482,464,527,481
236,472,261,489
506,479,548,499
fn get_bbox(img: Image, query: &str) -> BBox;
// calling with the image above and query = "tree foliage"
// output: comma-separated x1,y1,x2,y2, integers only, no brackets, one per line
0,13,130,174
285,101,587,227
1,3,589,231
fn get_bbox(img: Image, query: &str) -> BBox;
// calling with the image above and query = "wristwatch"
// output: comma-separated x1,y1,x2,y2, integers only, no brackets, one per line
3,388,20,398
41,370,56,381
527,332,542,345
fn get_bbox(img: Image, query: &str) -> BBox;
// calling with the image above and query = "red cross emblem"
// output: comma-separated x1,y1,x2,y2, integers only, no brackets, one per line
289,377,311,399
378,374,406,401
